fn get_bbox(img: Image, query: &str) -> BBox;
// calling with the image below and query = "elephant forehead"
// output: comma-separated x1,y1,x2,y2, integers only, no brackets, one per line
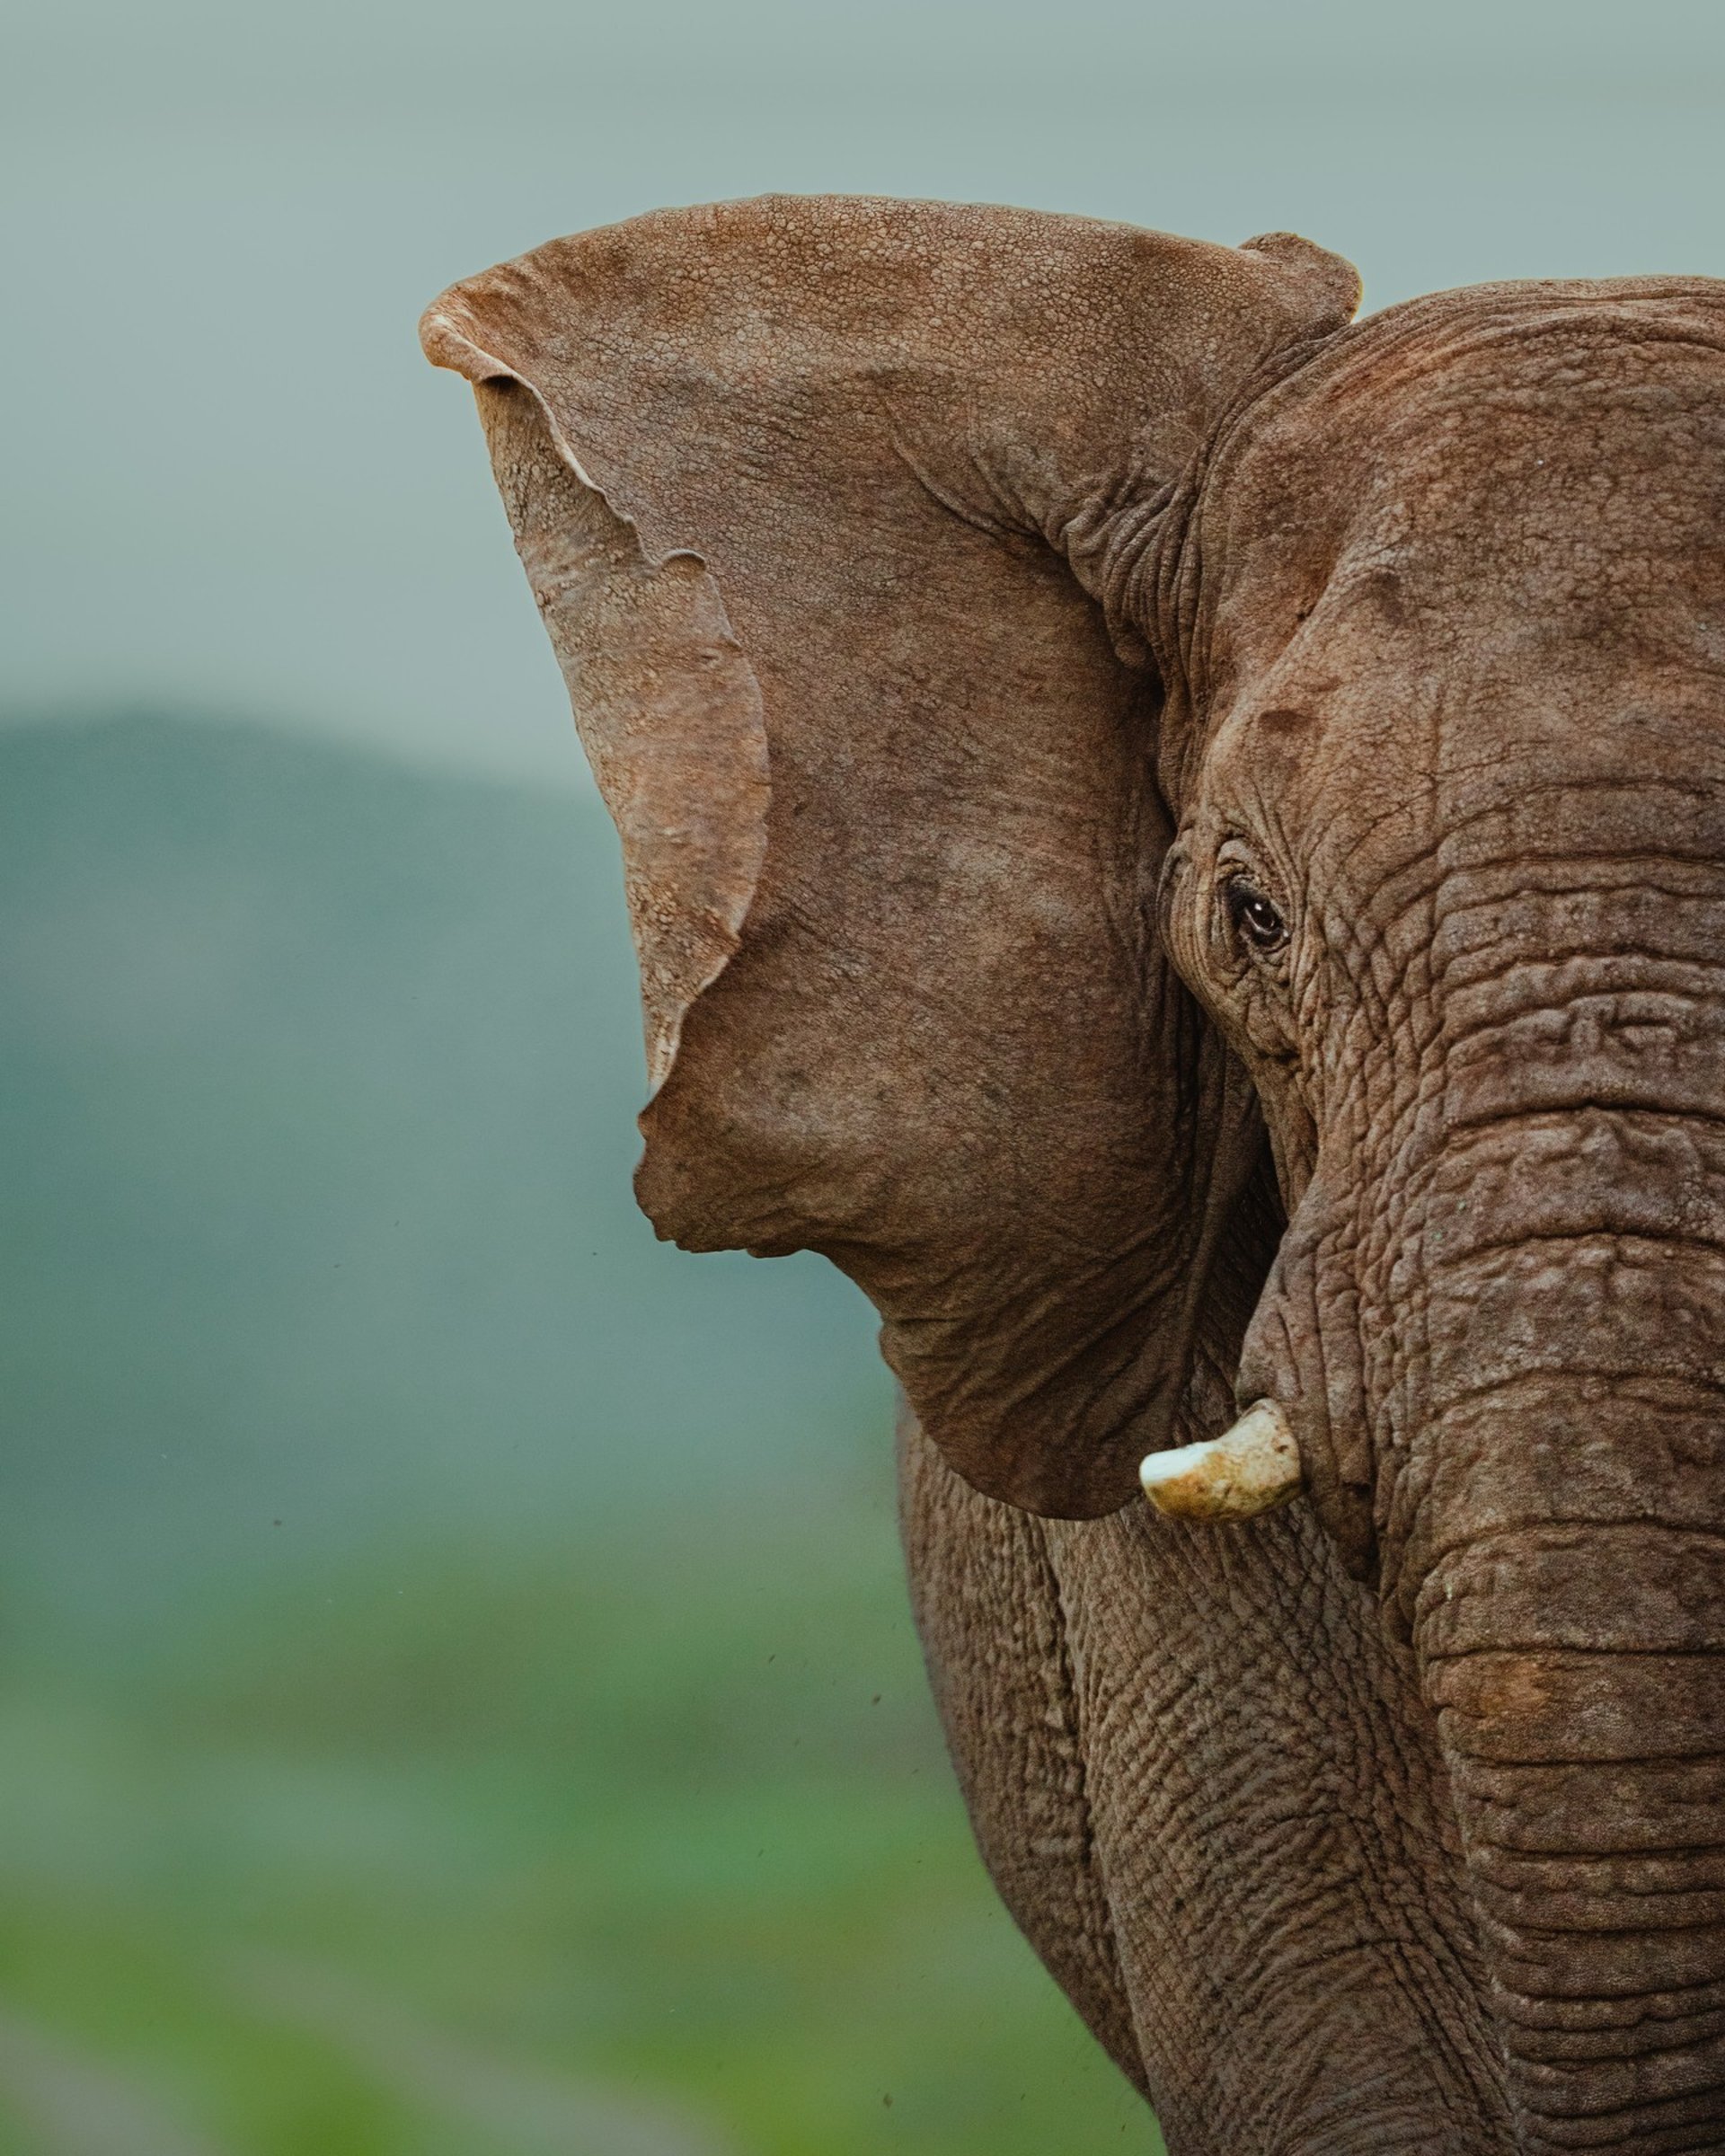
1184,282,1725,843
1203,278,1725,649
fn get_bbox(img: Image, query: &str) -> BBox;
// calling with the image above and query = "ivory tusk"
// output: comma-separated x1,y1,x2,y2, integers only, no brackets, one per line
1139,1399,1305,1522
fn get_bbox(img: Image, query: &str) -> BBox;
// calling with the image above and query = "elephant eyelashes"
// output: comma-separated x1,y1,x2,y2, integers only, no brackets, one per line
1225,880,1289,956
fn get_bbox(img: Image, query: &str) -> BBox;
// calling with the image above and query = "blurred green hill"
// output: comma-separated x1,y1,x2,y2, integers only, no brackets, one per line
0,712,886,1622
0,713,1158,2154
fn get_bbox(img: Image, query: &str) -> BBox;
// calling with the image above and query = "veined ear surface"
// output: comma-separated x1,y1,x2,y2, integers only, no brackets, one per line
422,195,1356,1517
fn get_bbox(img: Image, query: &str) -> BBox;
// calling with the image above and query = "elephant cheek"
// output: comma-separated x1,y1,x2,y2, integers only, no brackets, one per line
1233,1180,1377,1585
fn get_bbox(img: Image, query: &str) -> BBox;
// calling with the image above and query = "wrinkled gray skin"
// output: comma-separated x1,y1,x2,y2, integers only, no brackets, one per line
425,200,1725,2154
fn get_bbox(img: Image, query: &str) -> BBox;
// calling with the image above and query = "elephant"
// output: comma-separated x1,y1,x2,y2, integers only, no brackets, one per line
420,195,1725,2153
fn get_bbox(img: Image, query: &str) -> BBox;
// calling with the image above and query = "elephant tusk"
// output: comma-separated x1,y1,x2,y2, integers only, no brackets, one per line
1139,1399,1305,1522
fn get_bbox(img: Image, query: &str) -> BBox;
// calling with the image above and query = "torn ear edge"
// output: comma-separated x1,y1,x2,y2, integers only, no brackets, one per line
423,315,772,1101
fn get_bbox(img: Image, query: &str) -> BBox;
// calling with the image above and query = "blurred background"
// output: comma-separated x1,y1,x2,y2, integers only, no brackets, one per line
1,1,1721,2148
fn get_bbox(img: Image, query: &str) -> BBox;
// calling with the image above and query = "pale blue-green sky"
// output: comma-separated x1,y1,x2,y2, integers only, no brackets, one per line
5,0,1723,783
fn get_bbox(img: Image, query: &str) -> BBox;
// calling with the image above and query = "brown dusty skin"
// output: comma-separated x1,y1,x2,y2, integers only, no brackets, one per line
424,198,1725,2153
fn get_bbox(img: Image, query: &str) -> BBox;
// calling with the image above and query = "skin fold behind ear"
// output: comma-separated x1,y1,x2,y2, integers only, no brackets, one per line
420,195,1358,1517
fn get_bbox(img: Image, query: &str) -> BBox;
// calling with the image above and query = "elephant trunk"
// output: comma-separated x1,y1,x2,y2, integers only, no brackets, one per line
1396,1110,1725,2151
1420,1503,1725,2151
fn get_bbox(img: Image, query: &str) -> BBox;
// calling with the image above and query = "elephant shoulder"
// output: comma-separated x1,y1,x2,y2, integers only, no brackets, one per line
895,1405,1147,2097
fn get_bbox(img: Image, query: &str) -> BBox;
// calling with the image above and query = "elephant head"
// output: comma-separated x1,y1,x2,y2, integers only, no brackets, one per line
423,198,1725,2152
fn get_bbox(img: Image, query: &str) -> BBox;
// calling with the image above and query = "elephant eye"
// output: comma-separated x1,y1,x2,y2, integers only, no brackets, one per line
1225,880,1288,956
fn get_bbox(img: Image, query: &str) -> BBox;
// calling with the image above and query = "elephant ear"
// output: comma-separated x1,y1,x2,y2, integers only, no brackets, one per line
421,195,1357,1516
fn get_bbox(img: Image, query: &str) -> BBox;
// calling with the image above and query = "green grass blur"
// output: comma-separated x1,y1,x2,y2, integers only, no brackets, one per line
0,715,1159,2153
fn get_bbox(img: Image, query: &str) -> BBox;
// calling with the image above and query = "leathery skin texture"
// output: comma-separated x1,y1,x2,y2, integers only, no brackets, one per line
899,1409,1513,2151
423,197,1725,2152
